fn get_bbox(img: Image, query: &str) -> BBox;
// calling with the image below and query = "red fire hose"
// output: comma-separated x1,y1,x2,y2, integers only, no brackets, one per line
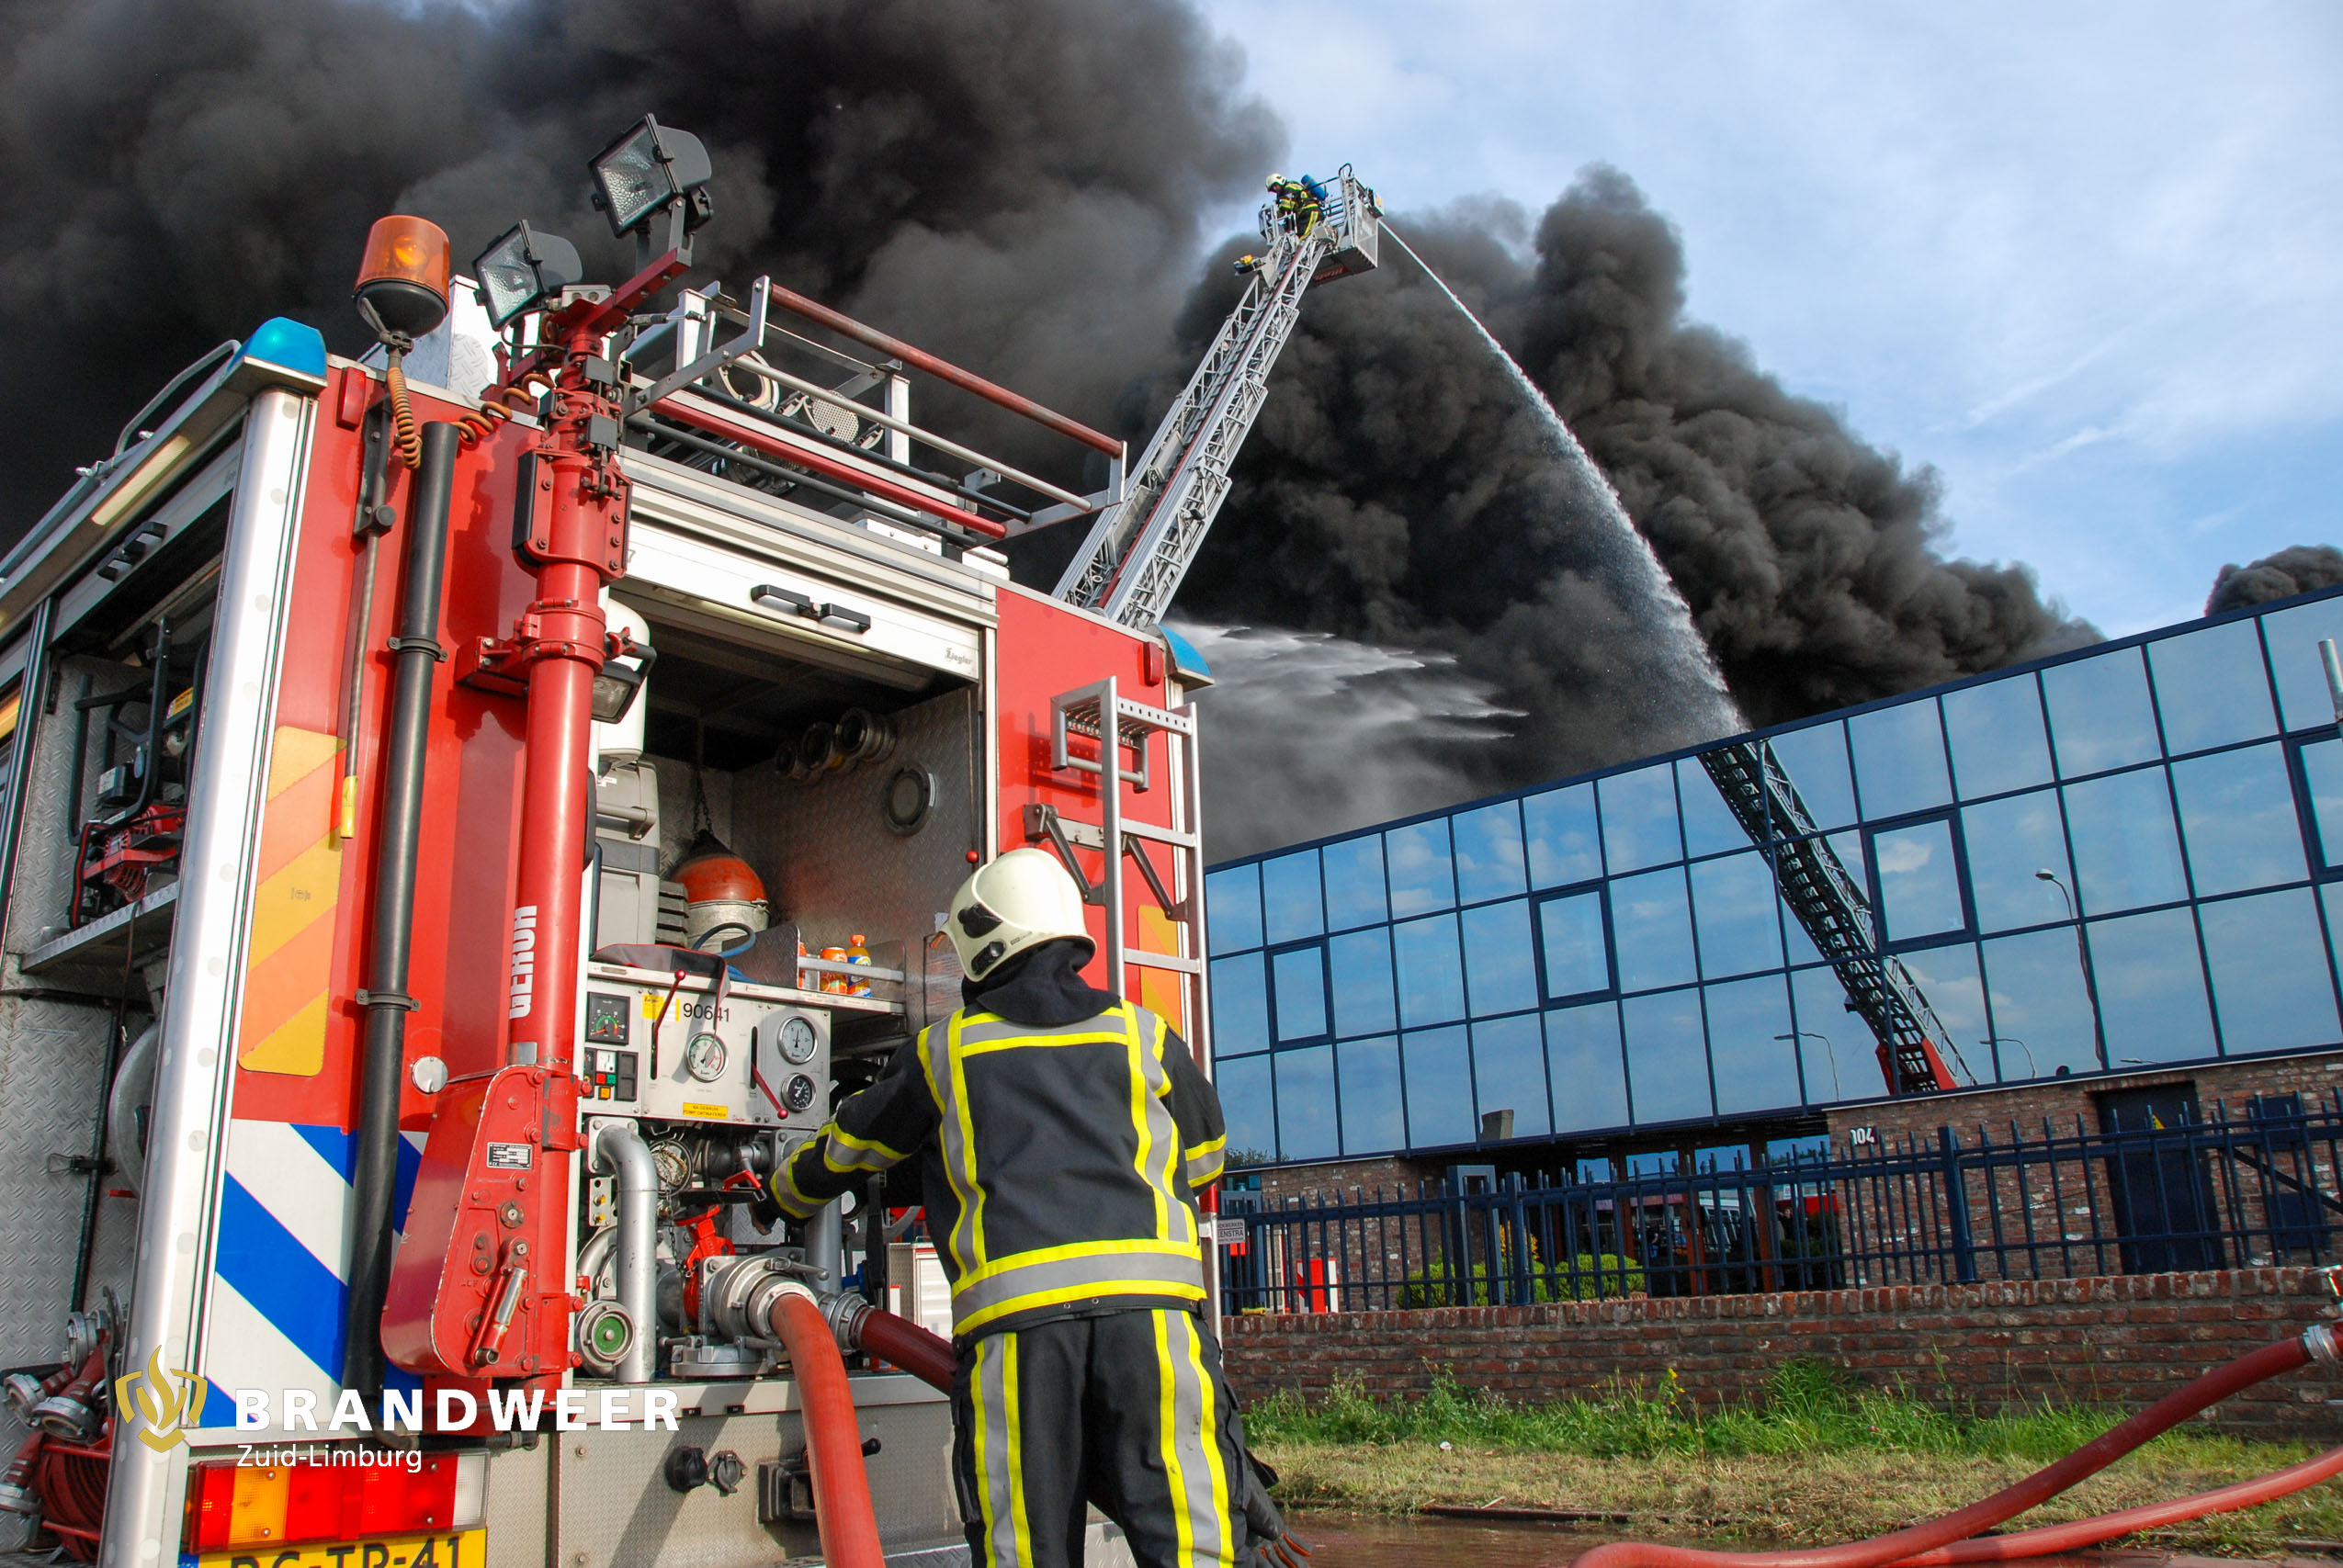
770,1289,887,1568
854,1303,957,1393
1570,1329,2331,1568
1894,1441,2343,1564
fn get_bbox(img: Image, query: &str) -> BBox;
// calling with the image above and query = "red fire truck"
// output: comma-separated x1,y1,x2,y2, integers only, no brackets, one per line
0,117,1379,1567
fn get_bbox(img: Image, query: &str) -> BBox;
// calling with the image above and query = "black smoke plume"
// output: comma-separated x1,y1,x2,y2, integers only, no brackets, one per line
2208,547,2343,615
0,2,2088,858
1167,170,2097,852
0,0,1271,534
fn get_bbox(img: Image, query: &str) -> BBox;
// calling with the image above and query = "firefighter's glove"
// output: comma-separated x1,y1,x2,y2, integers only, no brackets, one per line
1237,1448,1309,1568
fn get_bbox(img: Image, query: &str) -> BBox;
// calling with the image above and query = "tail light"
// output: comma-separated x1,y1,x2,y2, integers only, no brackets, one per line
185,1452,485,1552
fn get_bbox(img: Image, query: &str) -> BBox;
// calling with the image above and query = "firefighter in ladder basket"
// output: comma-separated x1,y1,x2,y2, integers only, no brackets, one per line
767,849,1306,1568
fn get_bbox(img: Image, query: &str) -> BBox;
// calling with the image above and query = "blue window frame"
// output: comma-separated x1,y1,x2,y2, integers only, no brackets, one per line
2258,596,2343,733
2087,908,2216,1065
2043,647,2161,777
1546,1002,1629,1131
1621,989,1711,1123
1523,782,1602,888
1260,850,1324,945
1703,974,1796,1115
2169,742,2304,897
1460,898,1539,1017
1599,763,1681,873
1401,1026,1477,1146
1677,758,1749,859
1392,914,1467,1026
1205,863,1262,953
1611,866,1697,992
1386,819,1456,918
1471,1014,1551,1137
1273,1046,1338,1160
1328,928,1398,1038
1217,1055,1274,1163
2149,619,2278,755
1536,887,1611,999
1849,699,1952,819
2063,768,2189,914
1453,799,1528,904
1321,834,1389,931
1766,724,1857,830
2198,888,2340,1055
1690,851,1784,978
1870,816,1969,946
1942,673,2054,800
1210,953,1269,1055
1270,944,1328,1043
1337,1037,1405,1155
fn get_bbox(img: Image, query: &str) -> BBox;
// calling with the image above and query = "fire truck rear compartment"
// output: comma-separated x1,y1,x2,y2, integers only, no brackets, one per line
604,588,979,1043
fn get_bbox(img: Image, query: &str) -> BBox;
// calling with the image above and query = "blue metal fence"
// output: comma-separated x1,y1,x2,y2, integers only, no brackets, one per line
1218,1090,2343,1313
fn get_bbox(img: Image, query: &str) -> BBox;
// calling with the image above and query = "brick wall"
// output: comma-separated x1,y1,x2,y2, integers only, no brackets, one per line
1220,1267,2343,1435
1826,1051,2343,1146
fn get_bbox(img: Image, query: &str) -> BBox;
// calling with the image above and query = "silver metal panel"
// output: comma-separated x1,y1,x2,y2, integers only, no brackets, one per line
734,689,979,1041
625,522,982,690
481,1438,551,1568
101,387,317,1568
628,451,998,630
48,447,239,646
548,1400,959,1568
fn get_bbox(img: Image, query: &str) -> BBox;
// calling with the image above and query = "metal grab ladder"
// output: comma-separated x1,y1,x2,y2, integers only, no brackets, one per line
1023,678,1211,1045
1053,169,1379,628
1700,741,1966,1095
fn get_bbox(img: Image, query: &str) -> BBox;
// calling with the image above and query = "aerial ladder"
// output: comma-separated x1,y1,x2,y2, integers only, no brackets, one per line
1051,164,1963,1101
1027,169,1382,1007
1700,745,1967,1094
1054,167,1382,626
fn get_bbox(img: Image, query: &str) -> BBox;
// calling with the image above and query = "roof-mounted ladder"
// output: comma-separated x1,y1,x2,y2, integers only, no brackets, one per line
1023,678,1211,1048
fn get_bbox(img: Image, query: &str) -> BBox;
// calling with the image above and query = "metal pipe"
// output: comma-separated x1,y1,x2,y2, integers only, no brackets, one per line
761,281,1123,457
802,1201,843,1292
719,360,1088,509
651,396,1008,539
594,1120,659,1384
689,380,1036,520
342,420,458,1401
627,414,995,550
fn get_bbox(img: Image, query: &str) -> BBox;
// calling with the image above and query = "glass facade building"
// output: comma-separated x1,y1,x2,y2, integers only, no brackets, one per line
1205,587,2343,1168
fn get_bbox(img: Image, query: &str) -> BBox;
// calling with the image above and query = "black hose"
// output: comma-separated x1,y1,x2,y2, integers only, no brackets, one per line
341,421,457,1400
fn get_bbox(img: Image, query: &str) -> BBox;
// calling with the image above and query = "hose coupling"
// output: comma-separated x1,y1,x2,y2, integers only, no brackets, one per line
821,1290,872,1356
2304,1321,2339,1365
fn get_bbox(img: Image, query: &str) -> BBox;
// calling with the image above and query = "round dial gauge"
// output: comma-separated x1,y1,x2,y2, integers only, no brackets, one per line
684,1032,728,1083
784,1074,819,1111
776,1015,819,1065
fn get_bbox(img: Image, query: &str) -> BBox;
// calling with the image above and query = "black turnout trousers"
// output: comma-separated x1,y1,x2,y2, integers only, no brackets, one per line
949,1306,1245,1568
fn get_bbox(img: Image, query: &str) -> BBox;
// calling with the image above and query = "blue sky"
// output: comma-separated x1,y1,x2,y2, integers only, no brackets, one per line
1191,1,2341,638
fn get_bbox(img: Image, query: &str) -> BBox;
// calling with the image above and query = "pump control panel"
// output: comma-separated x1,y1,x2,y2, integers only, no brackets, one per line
580,962,843,1128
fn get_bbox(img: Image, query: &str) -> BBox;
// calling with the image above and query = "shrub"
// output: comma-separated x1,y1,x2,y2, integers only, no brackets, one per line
1394,1252,1643,1306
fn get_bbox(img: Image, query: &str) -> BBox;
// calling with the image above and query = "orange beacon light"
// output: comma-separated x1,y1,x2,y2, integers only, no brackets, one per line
353,215,452,339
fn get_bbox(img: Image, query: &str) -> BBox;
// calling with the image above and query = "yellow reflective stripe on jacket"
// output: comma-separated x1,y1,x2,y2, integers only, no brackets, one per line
772,1156,822,1220
821,1123,908,1176
1184,1133,1227,1186
923,1000,1208,1335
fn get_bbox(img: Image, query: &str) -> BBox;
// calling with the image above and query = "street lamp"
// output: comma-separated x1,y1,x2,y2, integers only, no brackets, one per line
1984,1034,2039,1078
1777,1031,1840,1100
2034,868,2107,1067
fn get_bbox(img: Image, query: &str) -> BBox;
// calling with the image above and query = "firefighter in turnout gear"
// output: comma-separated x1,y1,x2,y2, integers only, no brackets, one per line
1265,173,1324,238
769,850,1304,1568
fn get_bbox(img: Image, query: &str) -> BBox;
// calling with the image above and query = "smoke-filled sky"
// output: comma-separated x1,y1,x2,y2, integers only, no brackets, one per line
1197,0,2342,641
0,0,2328,858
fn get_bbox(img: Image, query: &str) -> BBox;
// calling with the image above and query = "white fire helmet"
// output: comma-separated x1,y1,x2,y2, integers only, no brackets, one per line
947,848,1092,982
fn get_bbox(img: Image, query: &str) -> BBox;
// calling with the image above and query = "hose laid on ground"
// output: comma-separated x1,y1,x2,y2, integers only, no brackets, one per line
1570,1329,2331,1568
1890,1442,2343,1564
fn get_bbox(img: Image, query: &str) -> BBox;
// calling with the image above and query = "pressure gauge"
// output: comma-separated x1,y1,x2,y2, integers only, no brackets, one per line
684,1032,728,1083
784,1074,819,1112
776,1015,819,1065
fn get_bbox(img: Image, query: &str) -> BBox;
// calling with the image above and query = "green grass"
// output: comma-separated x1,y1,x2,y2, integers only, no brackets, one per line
1243,1359,2281,1468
